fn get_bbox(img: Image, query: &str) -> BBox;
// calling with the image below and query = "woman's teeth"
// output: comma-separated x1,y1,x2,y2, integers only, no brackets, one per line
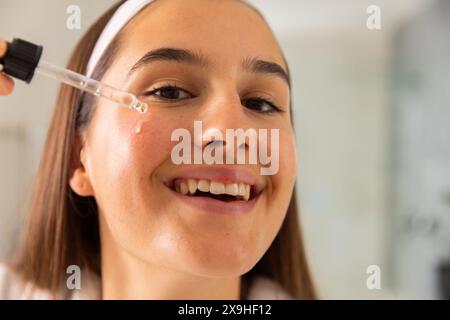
174,179,251,201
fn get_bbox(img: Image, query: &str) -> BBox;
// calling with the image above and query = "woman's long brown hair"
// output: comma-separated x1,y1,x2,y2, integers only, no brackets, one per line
13,0,316,299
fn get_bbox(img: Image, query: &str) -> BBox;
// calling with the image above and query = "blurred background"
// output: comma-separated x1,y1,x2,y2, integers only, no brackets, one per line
0,0,449,299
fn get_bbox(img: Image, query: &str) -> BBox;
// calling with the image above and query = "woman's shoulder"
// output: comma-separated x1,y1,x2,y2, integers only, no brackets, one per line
0,263,100,300
247,276,293,300
0,263,53,300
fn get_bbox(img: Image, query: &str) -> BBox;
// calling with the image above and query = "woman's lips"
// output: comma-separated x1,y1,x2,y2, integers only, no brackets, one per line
166,186,262,214
163,167,265,214
173,178,253,201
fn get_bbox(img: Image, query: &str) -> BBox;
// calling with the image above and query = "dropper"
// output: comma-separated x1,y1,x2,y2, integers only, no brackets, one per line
0,38,148,113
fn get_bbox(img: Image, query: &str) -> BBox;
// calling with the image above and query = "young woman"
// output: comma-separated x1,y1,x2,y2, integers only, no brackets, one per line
0,0,316,299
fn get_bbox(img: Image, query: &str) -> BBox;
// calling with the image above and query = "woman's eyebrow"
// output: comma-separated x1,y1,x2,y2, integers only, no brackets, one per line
127,48,207,76
127,47,290,87
242,57,290,87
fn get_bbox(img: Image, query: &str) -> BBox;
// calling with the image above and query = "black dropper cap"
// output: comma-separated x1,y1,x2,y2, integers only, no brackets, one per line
0,38,43,83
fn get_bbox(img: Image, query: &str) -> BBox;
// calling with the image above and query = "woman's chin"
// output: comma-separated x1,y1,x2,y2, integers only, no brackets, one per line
174,241,264,278
186,258,258,278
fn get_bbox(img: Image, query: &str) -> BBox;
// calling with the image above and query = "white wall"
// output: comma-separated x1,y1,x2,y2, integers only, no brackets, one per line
282,32,390,298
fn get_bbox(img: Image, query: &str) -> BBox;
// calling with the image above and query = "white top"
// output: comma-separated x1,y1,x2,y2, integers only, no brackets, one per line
0,264,292,300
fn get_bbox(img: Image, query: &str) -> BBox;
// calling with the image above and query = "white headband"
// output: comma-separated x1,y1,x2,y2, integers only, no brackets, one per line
86,0,153,77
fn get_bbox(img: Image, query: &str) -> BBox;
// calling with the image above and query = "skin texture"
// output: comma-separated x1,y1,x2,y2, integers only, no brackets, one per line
0,36,15,96
69,0,297,299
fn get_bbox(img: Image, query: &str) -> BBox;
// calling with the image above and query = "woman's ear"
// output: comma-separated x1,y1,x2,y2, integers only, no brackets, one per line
69,134,95,197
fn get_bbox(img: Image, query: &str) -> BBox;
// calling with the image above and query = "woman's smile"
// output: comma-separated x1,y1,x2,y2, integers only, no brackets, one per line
163,166,266,214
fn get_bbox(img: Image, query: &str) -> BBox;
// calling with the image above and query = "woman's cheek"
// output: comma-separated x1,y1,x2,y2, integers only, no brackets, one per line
87,110,177,245
100,108,177,173
128,116,175,169
269,127,297,212
84,108,167,207
280,127,298,185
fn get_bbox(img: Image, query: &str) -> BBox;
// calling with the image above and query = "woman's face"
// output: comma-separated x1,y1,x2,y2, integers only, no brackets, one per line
73,0,297,277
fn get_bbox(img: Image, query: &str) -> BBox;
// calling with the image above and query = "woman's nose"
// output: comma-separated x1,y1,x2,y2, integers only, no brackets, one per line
194,92,254,160
198,90,249,133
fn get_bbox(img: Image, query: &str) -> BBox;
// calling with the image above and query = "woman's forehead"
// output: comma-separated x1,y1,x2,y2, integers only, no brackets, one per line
118,0,286,70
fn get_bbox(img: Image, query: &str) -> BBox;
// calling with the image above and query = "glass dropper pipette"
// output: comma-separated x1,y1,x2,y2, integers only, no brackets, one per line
36,60,148,113
0,38,148,113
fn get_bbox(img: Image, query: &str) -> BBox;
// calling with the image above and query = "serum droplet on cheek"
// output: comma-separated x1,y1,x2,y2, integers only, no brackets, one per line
134,119,148,135
135,121,142,134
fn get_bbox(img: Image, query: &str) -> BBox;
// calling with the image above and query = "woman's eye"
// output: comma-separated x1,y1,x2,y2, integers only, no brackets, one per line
242,97,283,113
144,85,193,101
